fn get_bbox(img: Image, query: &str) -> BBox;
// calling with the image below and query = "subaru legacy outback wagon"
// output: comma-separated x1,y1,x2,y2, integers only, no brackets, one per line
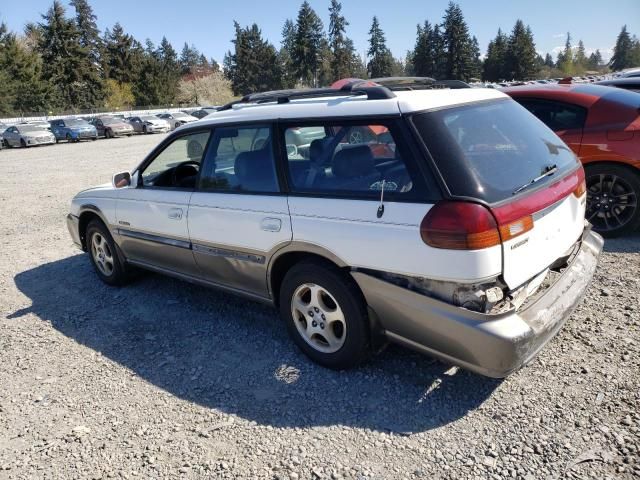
66,79,603,377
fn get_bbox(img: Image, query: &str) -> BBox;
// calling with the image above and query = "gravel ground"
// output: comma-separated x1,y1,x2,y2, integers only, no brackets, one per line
0,134,638,480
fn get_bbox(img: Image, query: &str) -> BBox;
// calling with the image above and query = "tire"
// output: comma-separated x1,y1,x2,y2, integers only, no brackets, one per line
86,220,129,286
20,138,27,148
105,129,112,139
279,260,370,369
66,133,73,143
585,163,640,237
143,125,148,134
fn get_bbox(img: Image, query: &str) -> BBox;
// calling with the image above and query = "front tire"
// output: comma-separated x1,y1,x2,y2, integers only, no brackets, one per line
279,260,370,369
585,164,640,237
20,139,27,148
86,220,129,286
105,129,112,139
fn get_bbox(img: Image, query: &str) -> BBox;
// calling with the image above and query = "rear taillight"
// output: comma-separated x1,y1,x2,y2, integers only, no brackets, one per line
421,202,533,250
420,202,501,250
573,179,586,198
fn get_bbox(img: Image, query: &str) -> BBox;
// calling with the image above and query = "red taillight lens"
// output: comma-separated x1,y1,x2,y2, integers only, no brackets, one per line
420,201,501,250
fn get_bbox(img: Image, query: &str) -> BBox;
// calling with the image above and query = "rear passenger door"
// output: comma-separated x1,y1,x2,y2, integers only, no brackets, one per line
188,124,291,299
279,119,436,277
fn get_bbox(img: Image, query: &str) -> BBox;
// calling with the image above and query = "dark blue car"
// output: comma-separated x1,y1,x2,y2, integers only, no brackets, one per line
49,118,98,143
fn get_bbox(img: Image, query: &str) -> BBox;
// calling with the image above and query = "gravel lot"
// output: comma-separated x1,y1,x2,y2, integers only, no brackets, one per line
0,134,638,480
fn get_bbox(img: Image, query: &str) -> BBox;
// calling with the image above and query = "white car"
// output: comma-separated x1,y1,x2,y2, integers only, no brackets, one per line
3,124,56,147
156,111,199,130
66,80,603,377
128,115,171,134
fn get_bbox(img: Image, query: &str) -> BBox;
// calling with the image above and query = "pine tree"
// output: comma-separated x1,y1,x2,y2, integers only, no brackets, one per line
587,50,603,70
328,0,356,81
279,19,297,88
180,43,201,75
482,28,508,82
104,23,137,83
70,0,104,106
431,24,447,79
505,20,537,80
37,0,98,110
224,22,282,95
544,53,554,67
557,32,574,74
469,35,482,80
441,2,474,81
610,25,634,71
367,16,392,78
412,21,437,77
293,2,325,86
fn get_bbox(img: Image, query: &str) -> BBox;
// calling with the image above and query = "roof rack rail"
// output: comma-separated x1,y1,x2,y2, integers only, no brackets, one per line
218,84,395,111
369,77,471,90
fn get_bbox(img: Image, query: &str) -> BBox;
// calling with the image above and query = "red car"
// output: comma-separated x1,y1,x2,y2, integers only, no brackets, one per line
504,84,640,236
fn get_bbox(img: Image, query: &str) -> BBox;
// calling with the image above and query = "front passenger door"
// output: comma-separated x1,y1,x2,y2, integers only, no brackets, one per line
115,130,211,276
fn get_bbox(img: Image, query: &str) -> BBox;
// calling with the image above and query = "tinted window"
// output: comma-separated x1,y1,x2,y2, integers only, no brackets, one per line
199,125,278,193
516,99,586,131
283,123,414,196
141,131,211,188
413,99,580,203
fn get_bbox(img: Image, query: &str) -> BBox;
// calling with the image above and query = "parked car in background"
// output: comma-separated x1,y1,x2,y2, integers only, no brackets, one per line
67,81,603,377
50,118,98,142
189,107,219,119
128,115,171,134
157,111,199,130
619,68,640,78
21,120,52,131
3,124,56,147
504,83,640,236
90,116,134,138
595,77,640,93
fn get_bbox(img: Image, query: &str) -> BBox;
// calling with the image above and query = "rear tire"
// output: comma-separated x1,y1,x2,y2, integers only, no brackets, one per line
20,139,27,148
585,164,640,237
105,129,112,139
86,220,129,286
279,260,370,369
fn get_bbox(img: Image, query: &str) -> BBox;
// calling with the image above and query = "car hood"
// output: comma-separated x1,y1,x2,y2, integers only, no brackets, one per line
75,182,114,198
107,122,132,129
24,130,54,138
69,125,96,131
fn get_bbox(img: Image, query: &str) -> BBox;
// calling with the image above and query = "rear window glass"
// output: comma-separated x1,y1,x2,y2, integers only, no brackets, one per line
413,99,580,203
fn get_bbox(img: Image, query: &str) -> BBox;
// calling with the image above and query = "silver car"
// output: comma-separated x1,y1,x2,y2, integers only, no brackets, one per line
128,116,171,134
3,124,56,148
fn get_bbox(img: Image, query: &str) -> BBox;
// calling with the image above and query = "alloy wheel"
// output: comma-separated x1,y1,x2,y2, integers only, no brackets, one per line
291,283,346,353
586,173,637,232
91,232,115,276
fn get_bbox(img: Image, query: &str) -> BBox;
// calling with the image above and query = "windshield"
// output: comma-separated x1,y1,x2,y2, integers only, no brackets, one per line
66,119,90,126
100,117,119,125
141,116,159,121
172,112,189,118
19,125,48,133
412,99,580,203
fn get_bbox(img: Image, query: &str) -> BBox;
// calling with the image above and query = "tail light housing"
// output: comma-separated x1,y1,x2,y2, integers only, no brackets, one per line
421,201,533,250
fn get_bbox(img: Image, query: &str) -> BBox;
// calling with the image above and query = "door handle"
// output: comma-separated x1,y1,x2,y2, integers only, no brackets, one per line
168,208,183,220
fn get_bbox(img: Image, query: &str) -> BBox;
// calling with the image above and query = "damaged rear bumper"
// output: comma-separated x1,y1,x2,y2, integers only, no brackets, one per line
351,228,604,378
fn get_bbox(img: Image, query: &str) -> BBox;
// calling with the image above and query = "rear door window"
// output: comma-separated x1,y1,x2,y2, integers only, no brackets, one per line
412,99,580,203
516,98,586,131
282,122,420,199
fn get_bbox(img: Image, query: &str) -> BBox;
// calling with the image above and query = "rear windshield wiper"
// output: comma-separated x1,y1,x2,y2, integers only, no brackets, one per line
512,164,558,195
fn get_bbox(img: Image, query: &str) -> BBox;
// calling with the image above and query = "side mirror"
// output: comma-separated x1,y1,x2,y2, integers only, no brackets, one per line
286,144,298,157
112,171,131,188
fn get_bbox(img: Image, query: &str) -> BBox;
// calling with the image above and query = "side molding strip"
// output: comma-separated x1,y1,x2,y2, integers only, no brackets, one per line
117,228,192,250
192,243,266,264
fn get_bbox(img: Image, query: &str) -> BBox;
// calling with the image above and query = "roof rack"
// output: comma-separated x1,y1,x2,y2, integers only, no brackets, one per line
369,77,471,90
218,84,395,111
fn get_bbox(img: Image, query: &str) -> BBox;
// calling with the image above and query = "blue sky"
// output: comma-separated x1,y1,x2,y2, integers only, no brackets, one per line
2,0,639,63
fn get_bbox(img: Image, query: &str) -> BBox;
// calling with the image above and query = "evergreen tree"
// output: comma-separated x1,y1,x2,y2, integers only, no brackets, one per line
156,37,181,103
224,22,282,95
557,32,574,74
574,39,587,72
610,25,634,71
70,0,104,105
104,23,137,83
587,50,603,70
367,16,393,78
293,2,325,86
37,0,98,110
180,43,201,75
412,21,437,77
279,19,297,88
505,20,537,80
328,0,356,81
441,2,474,81
469,35,482,80
482,28,508,82
431,24,447,79
544,53,554,67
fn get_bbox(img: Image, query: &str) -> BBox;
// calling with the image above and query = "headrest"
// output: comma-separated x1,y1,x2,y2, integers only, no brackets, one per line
187,139,204,159
332,145,375,178
309,138,328,163
234,150,275,188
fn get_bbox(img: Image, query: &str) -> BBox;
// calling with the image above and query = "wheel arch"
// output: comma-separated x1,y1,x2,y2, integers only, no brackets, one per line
582,159,640,174
78,205,111,251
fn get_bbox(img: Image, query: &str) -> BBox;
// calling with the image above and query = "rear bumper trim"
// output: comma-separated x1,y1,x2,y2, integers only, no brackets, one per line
352,228,604,377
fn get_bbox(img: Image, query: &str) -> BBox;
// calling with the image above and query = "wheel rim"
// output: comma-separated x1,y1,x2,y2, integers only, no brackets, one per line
91,233,115,276
586,173,637,232
291,283,346,354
